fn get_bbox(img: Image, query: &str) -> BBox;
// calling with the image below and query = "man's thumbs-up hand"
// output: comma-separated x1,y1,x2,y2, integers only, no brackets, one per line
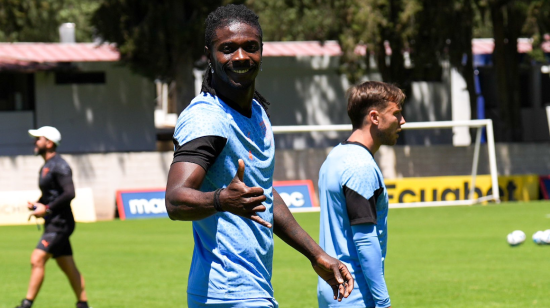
219,159,272,228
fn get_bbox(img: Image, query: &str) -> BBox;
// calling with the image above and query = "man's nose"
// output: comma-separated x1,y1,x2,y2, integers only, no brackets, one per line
233,48,247,62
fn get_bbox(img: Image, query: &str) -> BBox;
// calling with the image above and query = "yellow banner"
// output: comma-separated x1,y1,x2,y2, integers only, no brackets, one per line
385,174,539,203
0,188,96,226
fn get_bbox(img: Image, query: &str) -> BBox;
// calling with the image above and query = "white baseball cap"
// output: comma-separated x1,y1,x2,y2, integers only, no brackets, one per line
28,126,62,145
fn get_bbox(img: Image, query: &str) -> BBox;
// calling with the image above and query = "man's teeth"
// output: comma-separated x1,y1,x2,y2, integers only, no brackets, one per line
232,68,250,74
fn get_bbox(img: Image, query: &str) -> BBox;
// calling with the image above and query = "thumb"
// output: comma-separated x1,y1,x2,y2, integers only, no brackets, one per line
332,263,345,284
234,159,245,182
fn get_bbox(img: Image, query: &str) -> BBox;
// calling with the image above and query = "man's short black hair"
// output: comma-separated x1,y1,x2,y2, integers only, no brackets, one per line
204,4,263,49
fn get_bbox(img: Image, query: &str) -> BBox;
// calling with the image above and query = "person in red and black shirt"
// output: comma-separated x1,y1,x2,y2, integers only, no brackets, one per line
15,126,90,308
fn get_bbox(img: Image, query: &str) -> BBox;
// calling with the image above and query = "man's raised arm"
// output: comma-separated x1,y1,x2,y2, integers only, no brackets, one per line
165,159,272,228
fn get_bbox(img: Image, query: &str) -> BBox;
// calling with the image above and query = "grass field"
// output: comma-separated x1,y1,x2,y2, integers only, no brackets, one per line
1,201,549,308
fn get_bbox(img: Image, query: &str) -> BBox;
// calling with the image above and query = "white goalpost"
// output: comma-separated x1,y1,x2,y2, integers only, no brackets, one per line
272,119,500,208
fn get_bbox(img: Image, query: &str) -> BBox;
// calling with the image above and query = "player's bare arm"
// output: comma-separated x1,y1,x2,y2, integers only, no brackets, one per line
165,159,271,227
272,189,354,301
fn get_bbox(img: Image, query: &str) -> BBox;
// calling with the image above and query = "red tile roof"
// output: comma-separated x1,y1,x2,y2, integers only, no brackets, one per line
0,39,547,67
262,41,341,56
0,43,119,63
472,38,535,55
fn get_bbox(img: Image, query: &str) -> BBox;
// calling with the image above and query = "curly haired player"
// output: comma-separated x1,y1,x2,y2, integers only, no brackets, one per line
165,4,354,307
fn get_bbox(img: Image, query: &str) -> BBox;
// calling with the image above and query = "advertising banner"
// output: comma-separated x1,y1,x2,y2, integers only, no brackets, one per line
385,174,539,205
0,188,96,226
116,189,167,220
111,174,540,220
273,180,318,212
540,176,550,200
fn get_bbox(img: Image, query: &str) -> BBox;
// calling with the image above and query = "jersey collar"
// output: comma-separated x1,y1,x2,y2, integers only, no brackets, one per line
341,140,374,158
216,92,253,118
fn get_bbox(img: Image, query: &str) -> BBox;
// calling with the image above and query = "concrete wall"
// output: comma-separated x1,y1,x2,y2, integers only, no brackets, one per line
0,111,34,156
0,62,156,155
257,56,455,149
256,56,351,149
35,62,156,153
0,152,172,221
2,143,549,221
275,143,550,191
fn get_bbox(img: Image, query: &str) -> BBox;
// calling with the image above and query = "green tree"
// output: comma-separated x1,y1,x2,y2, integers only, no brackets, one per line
477,0,529,141
248,0,344,42
251,0,419,88
253,0,549,141
524,0,550,63
0,0,99,42
332,0,419,88
410,0,479,119
91,0,241,112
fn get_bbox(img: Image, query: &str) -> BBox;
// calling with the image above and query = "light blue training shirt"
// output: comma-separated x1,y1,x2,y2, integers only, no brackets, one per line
317,141,391,308
173,92,276,300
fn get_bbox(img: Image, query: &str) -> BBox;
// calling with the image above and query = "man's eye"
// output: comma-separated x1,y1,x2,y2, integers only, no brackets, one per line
221,46,233,53
246,45,259,52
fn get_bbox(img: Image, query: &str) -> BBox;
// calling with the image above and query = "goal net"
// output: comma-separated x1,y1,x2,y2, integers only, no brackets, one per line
272,119,500,209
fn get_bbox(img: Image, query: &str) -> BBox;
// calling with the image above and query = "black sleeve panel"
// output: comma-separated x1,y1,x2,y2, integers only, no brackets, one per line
344,185,380,225
172,136,227,171
48,169,75,212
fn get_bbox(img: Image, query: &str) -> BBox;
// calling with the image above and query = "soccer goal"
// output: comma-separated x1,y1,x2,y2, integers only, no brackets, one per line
272,119,500,208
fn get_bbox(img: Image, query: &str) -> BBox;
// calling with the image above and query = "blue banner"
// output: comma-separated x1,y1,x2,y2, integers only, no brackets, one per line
116,189,167,220
116,181,319,219
540,176,550,200
273,180,318,212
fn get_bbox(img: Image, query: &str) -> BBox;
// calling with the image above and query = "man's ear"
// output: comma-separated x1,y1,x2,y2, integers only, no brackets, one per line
45,139,55,150
369,109,380,126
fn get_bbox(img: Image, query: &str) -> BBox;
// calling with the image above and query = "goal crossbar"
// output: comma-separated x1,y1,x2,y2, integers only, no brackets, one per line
272,119,500,208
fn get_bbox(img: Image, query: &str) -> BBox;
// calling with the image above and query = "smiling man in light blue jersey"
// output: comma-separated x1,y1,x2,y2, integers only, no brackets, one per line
165,4,354,307
317,81,406,308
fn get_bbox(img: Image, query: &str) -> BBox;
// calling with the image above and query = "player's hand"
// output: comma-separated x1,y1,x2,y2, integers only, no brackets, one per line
312,252,354,301
220,159,272,228
27,201,36,210
32,203,48,217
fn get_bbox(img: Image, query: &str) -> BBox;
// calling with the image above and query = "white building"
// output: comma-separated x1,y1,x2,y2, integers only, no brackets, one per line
0,43,156,156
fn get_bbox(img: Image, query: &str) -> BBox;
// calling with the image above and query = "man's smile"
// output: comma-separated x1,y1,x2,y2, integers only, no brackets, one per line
230,67,252,74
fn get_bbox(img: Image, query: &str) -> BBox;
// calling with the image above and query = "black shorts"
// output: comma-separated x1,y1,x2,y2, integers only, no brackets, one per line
36,232,73,258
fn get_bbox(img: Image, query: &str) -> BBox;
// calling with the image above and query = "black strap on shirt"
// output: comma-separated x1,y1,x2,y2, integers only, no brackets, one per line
344,185,384,225
172,135,228,171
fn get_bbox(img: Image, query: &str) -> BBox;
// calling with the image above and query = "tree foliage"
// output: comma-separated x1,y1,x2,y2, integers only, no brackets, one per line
90,0,242,111
0,0,100,42
251,0,550,141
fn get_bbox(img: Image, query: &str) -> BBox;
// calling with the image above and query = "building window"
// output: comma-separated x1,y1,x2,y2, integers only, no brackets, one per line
0,73,35,111
55,72,106,84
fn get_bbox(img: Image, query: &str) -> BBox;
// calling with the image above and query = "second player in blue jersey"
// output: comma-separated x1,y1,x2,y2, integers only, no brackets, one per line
317,81,406,308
